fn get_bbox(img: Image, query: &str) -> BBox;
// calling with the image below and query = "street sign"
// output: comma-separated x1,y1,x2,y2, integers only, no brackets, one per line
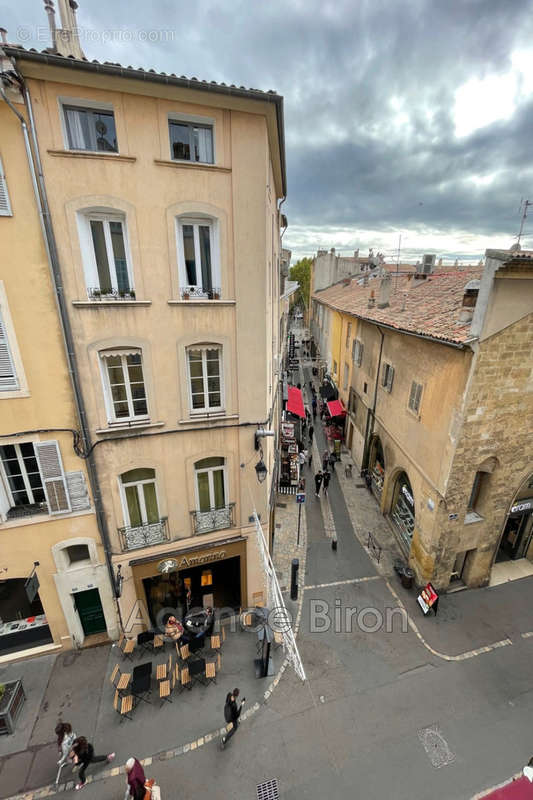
417,582,439,616
25,572,39,604
296,493,306,504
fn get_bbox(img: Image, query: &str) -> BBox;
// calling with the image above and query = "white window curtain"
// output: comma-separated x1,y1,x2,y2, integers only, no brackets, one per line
64,107,88,150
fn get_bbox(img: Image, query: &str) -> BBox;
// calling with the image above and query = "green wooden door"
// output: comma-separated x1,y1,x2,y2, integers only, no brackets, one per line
75,589,106,636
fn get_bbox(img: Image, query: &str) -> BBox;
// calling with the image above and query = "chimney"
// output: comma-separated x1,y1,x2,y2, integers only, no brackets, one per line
44,0,85,59
458,279,480,324
0,28,7,44
367,289,376,308
354,248,359,258
377,274,392,308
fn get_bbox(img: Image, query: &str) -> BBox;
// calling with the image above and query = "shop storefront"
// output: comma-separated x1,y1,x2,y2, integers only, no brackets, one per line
390,472,415,551
0,578,53,656
497,497,533,562
279,420,300,491
130,537,247,629
369,437,385,501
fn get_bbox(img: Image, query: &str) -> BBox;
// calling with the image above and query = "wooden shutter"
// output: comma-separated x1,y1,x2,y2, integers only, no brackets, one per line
0,158,12,216
0,311,18,390
66,470,91,511
0,473,11,522
386,365,395,392
34,441,71,514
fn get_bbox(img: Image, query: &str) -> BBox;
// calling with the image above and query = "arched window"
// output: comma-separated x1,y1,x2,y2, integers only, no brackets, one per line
187,345,223,412
176,216,220,298
99,349,148,422
390,471,415,549
120,468,159,527
77,211,134,300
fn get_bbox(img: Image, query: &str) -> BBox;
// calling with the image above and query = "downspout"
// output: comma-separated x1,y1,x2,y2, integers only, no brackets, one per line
361,325,384,473
0,78,122,633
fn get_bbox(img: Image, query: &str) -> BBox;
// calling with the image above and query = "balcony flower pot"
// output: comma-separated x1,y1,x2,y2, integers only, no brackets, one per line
182,292,190,301
213,292,220,300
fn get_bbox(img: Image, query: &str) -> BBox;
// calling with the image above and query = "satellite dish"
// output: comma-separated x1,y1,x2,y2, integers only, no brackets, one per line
157,558,178,574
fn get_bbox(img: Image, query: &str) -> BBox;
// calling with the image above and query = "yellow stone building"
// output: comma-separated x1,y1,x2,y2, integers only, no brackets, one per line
2,2,286,637
0,68,118,662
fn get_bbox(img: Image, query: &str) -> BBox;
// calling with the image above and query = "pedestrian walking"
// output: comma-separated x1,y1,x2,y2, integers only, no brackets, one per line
308,425,314,445
55,722,76,772
308,451,313,469
329,452,336,472
69,736,115,790
124,758,146,800
299,449,307,469
320,402,326,420
312,397,317,418
305,408,311,424
314,470,323,496
221,688,246,748
323,470,331,495
322,450,329,471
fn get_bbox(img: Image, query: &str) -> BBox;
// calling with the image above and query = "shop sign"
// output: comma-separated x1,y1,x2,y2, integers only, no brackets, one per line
510,498,533,514
157,550,227,574
24,573,39,604
281,422,295,439
402,485,414,507
296,493,306,504
417,582,439,616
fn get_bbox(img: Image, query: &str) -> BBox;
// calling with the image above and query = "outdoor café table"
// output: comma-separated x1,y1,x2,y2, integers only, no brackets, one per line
137,631,154,654
131,661,152,703
188,633,206,655
188,657,206,686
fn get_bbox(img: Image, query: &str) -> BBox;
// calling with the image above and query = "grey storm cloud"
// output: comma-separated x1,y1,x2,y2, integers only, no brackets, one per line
4,0,533,259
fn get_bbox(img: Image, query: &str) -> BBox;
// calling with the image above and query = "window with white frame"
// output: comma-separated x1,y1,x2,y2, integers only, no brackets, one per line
120,468,159,527
195,457,226,511
100,350,148,422
0,157,12,216
0,309,18,391
352,339,363,366
0,440,71,517
187,346,223,412
63,105,118,152
80,214,133,299
381,363,394,392
177,218,219,297
408,380,423,414
169,120,213,164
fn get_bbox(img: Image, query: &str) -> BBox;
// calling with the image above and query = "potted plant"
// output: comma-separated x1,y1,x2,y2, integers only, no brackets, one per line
213,291,220,300
92,289,101,299
182,289,190,301
0,684,5,703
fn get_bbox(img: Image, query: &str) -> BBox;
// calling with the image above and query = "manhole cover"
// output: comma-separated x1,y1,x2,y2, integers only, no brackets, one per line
257,779,279,799
417,725,455,768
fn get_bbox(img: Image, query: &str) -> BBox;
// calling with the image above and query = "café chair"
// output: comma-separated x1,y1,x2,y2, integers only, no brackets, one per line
153,634,164,653
120,636,136,661
206,651,221,672
209,634,221,651
159,667,176,706
273,630,284,650
156,654,172,683
113,688,135,722
178,643,190,661
179,665,192,691
204,660,216,686
110,663,131,692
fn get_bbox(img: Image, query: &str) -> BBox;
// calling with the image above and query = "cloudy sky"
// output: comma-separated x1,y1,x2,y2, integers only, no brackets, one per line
4,0,533,262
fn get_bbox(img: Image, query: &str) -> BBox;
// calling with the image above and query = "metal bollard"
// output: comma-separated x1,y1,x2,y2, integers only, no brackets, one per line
331,538,337,551
290,558,299,600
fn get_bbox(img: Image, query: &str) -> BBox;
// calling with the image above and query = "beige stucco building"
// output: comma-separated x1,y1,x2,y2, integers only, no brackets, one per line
0,69,118,662
2,10,286,636
312,254,533,591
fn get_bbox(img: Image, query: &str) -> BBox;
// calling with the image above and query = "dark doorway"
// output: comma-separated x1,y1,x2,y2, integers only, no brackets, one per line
74,589,107,636
496,513,533,562
142,556,241,627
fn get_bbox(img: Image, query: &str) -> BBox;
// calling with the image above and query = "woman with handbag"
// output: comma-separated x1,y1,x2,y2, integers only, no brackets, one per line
125,758,153,800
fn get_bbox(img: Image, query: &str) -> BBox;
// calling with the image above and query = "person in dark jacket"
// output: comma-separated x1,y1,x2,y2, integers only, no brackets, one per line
308,425,314,445
125,757,146,800
70,737,114,790
221,688,245,748
322,450,329,472
314,470,323,496
322,470,331,495
312,397,317,418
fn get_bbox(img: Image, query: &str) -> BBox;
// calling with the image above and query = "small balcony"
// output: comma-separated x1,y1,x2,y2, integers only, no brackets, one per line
87,287,136,301
118,517,169,551
190,503,235,536
180,286,221,301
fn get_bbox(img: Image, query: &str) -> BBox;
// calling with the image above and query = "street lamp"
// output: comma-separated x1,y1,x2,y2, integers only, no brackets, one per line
255,454,268,483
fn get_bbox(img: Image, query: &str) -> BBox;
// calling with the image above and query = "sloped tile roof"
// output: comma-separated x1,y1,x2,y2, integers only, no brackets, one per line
313,268,484,345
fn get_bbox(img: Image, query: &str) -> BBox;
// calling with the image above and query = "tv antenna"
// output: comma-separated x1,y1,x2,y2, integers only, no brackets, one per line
515,198,532,250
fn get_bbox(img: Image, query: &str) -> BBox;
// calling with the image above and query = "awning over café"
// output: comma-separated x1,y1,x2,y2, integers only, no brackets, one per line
287,387,305,418
327,399,346,418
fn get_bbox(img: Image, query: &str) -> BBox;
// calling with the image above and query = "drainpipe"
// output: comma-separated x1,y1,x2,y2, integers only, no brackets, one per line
361,325,384,473
0,78,123,633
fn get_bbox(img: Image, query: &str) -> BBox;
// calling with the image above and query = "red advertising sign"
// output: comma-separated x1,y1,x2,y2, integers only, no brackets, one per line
417,582,439,616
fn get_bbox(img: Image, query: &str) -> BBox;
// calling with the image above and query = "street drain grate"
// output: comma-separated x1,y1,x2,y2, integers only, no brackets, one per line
418,725,456,768
256,779,279,799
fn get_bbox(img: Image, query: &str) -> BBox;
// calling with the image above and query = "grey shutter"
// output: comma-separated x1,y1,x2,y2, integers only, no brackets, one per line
0,473,10,522
0,158,12,217
381,364,388,387
414,382,423,413
66,471,91,511
34,441,71,514
0,311,18,390
358,342,363,366
386,366,394,392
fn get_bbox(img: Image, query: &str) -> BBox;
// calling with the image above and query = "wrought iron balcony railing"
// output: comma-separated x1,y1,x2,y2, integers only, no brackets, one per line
190,503,235,536
180,286,221,300
118,517,169,551
6,503,48,520
87,287,136,301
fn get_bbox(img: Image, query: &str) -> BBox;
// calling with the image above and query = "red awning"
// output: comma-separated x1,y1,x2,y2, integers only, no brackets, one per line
327,400,346,418
287,387,305,418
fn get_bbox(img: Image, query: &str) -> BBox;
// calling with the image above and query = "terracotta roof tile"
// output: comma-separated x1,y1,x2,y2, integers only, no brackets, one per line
313,268,484,345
